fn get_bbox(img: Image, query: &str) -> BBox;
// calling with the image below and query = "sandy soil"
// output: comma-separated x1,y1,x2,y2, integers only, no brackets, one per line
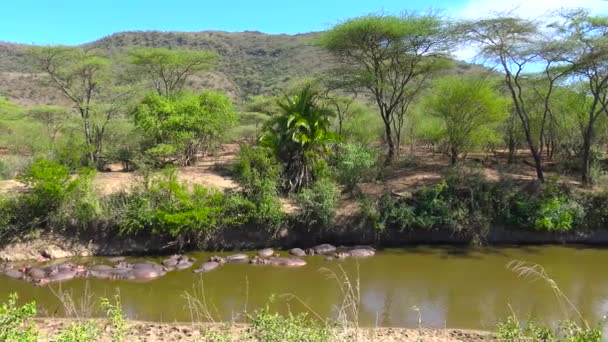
33,318,496,342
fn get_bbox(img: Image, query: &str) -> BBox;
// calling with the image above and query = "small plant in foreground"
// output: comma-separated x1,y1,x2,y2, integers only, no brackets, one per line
101,295,127,342
55,321,99,342
0,294,37,342
249,307,330,342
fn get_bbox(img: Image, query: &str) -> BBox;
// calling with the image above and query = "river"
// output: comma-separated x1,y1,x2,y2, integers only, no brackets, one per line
1,246,606,331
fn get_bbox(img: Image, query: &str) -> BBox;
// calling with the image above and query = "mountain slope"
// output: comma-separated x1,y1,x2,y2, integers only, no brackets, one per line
0,31,334,105
0,30,485,106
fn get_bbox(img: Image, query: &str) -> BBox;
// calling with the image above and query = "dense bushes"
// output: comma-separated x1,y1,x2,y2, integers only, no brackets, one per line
106,168,255,245
295,178,341,229
331,143,378,193
0,159,258,247
0,294,37,342
362,169,607,240
233,145,285,232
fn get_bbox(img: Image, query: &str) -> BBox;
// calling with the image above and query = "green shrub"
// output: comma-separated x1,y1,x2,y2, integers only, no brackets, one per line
101,295,127,342
331,143,377,193
55,321,99,342
17,159,73,219
49,168,102,230
108,168,254,244
0,156,32,180
496,316,602,342
0,294,37,342
295,178,340,228
249,308,329,342
234,145,285,231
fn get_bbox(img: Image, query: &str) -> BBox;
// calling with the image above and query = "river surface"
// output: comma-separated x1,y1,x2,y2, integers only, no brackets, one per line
1,246,607,330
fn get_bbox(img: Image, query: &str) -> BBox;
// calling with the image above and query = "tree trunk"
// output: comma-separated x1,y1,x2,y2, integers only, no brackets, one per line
383,117,395,165
581,126,593,187
531,148,544,183
507,136,516,164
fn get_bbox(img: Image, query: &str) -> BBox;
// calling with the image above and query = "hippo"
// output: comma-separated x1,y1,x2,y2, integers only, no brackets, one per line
257,248,274,258
225,254,249,263
89,269,115,279
5,269,24,279
194,261,220,273
131,262,164,271
108,257,126,263
307,244,336,255
109,268,132,276
91,265,114,272
289,248,306,257
267,257,307,267
162,258,179,268
174,258,194,270
27,267,48,280
130,267,166,279
348,248,375,258
209,256,226,264
49,269,78,282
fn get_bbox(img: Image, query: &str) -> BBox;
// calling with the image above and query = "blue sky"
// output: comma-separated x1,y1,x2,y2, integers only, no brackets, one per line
1,0,606,45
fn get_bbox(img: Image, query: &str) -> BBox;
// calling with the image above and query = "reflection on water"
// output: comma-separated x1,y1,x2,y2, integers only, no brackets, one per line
1,246,607,329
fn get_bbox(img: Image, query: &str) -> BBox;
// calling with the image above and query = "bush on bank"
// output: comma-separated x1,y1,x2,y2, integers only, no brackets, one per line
361,168,608,241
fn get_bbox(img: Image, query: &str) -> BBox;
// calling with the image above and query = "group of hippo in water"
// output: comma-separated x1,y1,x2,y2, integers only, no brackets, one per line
0,244,375,286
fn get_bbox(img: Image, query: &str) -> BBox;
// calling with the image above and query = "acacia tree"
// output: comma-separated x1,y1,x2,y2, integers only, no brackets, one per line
464,17,573,182
425,76,508,164
128,48,218,97
28,46,111,168
561,11,608,186
27,105,71,143
319,13,453,164
133,91,237,166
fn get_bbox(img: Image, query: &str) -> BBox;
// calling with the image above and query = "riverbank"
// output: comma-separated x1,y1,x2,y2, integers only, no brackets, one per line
4,226,608,262
33,319,496,341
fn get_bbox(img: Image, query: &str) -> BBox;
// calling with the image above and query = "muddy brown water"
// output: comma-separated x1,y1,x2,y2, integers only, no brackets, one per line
1,246,607,331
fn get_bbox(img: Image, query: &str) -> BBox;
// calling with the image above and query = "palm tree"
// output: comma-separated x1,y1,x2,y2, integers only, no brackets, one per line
260,86,340,192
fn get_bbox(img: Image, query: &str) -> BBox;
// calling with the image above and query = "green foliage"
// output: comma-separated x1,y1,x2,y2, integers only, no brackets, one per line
260,86,340,192
319,12,453,162
55,321,99,342
17,159,73,218
331,143,378,192
295,178,340,229
100,295,127,342
109,168,253,243
128,47,218,97
0,294,37,342
496,316,602,342
0,156,32,180
134,91,238,166
249,307,330,342
49,168,102,230
234,145,284,231
509,179,583,232
424,76,508,163
339,106,383,145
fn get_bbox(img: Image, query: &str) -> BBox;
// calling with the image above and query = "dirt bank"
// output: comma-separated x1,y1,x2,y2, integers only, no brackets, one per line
34,318,495,342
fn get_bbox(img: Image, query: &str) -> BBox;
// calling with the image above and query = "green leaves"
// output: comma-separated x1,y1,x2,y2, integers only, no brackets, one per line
133,91,237,166
128,48,218,96
0,294,37,342
260,85,339,192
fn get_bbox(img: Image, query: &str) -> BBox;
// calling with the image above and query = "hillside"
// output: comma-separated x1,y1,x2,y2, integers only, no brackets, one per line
0,30,485,105
0,31,334,105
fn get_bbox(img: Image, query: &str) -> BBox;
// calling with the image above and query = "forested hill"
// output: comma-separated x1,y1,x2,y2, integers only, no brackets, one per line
0,31,333,105
0,30,481,105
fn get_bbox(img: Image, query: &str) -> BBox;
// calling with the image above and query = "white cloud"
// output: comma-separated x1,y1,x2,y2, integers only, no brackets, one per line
450,0,608,61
